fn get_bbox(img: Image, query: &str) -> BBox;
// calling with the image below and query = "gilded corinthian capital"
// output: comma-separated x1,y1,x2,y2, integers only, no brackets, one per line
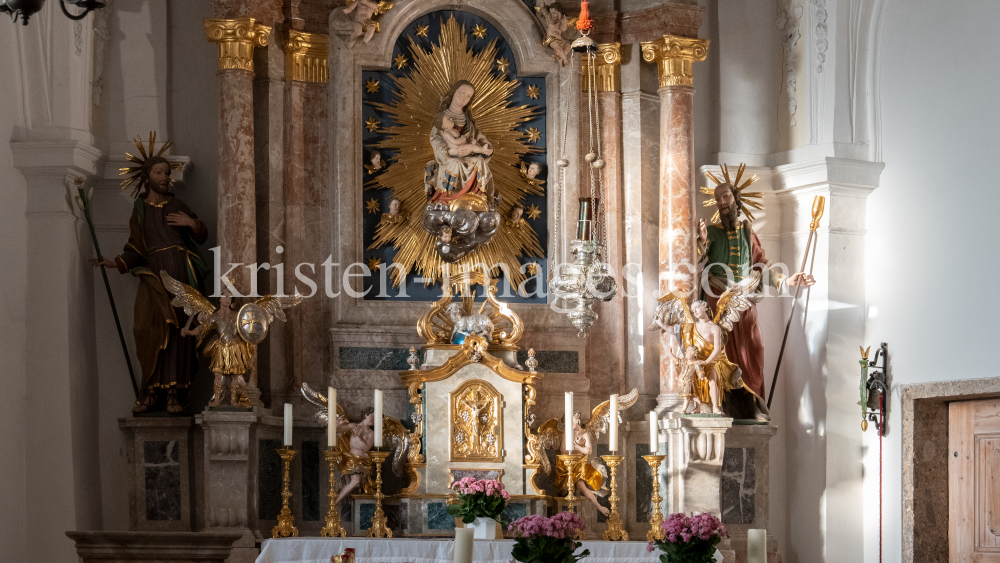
204,17,272,72
582,43,625,93
640,35,710,88
284,30,329,83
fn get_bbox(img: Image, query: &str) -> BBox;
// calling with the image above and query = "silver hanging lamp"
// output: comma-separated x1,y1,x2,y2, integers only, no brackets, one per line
548,20,617,338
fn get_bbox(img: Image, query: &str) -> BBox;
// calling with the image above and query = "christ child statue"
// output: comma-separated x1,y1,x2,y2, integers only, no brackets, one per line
675,345,706,414
435,111,487,158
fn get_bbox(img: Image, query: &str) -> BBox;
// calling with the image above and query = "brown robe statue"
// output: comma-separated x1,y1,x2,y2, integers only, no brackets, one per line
113,195,209,402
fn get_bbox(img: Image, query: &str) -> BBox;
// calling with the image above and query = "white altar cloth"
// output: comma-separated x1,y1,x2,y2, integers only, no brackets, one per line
257,537,659,563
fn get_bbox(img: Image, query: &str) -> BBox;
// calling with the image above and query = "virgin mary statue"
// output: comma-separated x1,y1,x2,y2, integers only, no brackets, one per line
422,79,501,262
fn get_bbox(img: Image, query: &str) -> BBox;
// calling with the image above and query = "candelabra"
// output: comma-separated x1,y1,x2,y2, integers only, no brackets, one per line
643,454,667,541
271,448,299,538
366,450,392,538
556,453,585,511
600,455,628,541
556,453,586,539
320,449,347,537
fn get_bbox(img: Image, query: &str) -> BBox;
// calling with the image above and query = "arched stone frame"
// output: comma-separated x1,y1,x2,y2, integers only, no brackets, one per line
325,0,585,335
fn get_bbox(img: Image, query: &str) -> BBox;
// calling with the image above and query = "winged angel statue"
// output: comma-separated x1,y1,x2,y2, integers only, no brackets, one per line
650,270,762,416
301,384,410,505
535,388,638,516
160,271,301,409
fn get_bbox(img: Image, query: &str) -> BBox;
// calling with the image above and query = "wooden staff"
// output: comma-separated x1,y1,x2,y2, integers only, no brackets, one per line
766,195,825,410
77,180,140,399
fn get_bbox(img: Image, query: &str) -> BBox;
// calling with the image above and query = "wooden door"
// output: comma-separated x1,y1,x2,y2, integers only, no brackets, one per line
950,398,1000,562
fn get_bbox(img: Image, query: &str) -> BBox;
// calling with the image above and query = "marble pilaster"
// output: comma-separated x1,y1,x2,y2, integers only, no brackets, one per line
204,17,271,291
12,139,104,563
583,43,627,399
640,35,709,409
280,29,332,406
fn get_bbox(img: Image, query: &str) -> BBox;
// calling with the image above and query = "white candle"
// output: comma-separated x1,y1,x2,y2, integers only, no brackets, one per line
564,392,574,452
283,403,293,446
374,389,383,448
748,529,766,563
649,410,657,454
609,394,619,451
327,387,337,448
453,527,474,563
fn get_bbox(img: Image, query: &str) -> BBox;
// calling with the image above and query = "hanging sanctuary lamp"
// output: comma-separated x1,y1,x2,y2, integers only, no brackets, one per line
548,1,618,338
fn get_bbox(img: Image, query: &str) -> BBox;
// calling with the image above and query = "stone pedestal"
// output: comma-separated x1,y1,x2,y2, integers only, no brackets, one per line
661,414,732,516
120,418,196,532
65,531,243,563
195,411,258,530
723,424,780,563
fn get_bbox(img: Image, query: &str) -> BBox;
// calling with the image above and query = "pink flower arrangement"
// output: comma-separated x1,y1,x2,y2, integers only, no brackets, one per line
447,477,510,524
451,477,511,501
648,512,727,563
508,511,585,540
508,512,589,563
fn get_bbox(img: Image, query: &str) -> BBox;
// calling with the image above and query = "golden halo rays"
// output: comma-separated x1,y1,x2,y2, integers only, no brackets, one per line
700,163,764,224
119,131,183,197
366,15,544,289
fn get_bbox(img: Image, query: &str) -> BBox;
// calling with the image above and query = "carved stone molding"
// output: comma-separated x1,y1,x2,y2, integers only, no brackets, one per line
640,35,710,89
621,4,704,45
284,29,329,83
581,42,625,93
204,17,272,72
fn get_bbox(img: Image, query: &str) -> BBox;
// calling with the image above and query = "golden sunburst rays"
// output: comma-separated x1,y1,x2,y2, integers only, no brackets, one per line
365,15,545,289
700,163,765,224
119,131,182,196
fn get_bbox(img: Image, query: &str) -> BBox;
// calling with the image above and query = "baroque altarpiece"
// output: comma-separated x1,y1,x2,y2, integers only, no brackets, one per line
110,0,779,560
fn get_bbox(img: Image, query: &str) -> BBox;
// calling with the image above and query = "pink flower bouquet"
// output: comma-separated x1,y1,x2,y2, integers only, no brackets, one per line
447,477,511,524
508,512,590,563
647,512,727,563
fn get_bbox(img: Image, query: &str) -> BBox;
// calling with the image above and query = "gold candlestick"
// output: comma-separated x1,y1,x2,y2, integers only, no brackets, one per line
366,450,392,538
643,454,667,541
321,449,347,537
600,455,628,541
271,448,299,538
556,453,586,512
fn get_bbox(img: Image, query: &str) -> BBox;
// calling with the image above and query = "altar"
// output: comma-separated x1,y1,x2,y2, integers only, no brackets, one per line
257,538,664,563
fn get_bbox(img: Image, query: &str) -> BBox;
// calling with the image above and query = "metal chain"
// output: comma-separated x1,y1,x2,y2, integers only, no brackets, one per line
555,50,577,264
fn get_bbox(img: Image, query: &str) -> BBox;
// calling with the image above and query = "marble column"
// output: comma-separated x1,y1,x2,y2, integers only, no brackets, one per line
640,35,709,407
280,30,331,405
583,43,627,399
204,18,271,291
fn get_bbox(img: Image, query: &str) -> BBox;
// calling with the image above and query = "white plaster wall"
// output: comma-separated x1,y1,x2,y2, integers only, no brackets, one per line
864,1,1000,561
0,22,29,563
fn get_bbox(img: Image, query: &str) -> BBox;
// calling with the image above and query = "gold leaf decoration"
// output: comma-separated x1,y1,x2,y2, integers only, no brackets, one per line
415,23,429,37
365,78,381,94
472,23,488,39
365,116,381,132
525,84,540,100
525,126,541,143
394,53,409,69
526,204,541,220
366,198,381,214
366,15,545,289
